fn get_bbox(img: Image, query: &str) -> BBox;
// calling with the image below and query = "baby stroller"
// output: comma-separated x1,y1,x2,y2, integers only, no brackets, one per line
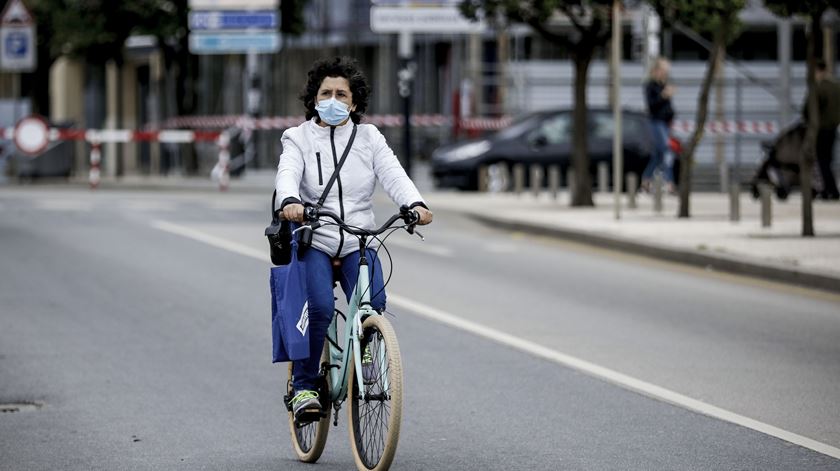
750,122,823,200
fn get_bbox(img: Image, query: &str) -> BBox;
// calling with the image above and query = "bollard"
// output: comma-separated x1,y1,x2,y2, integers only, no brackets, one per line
598,162,609,194
478,165,489,192
548,165,560,201
530,164,543,198
512,163,525,196
758,183,772,228
497,162,510,192
211,132,231,191
627,173,638,209
729,182,741,222
89,140,102,189
653,173,664,214
567,167,576,198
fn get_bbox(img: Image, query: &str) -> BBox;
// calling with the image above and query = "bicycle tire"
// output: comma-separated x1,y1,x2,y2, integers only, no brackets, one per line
287,342,331,463
347,315,403,471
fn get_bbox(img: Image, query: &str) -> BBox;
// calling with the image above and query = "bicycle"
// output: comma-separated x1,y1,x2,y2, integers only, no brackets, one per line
283,204,422,471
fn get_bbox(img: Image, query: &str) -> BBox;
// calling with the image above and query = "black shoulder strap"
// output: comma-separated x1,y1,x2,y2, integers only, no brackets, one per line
317,124,357,208
271,190,280,223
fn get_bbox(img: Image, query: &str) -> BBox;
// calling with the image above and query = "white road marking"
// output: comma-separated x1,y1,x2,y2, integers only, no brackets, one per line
388,294,840,460
150,220,269,262
121,200,177,212
33,199,93,211
383,236,454,258
148,220,840,460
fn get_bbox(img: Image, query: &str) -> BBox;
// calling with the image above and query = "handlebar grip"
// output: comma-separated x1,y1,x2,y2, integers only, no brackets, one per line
303,204,319,222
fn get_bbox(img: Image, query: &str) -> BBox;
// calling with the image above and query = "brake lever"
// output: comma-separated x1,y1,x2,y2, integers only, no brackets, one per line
414,229,425,241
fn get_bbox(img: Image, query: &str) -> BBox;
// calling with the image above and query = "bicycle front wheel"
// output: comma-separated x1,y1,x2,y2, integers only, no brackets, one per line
287,342,331,463
347,315,403,471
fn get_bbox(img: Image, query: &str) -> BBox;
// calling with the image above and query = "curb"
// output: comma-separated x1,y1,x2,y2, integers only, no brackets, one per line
465,213,840,294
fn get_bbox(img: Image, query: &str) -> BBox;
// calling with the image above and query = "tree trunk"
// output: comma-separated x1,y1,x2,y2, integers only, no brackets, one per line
800,13,821,237
678,26,726,218
571,48,594,207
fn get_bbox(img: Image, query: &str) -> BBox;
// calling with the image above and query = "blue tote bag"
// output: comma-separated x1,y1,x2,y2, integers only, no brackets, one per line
270,243,310,363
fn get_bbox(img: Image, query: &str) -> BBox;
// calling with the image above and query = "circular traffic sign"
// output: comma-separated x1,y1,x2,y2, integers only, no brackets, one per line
13,115,49,156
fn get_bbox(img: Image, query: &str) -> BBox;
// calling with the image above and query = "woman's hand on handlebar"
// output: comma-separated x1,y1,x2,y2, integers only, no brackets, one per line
282,203,305,223
413,206,433,225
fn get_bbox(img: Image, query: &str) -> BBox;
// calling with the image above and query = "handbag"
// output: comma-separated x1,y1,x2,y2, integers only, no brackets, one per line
265,190,293,265
265,124,358,265
270,241,310,362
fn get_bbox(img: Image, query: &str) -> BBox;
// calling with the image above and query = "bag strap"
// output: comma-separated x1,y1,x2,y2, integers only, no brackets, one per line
271,124,357,219
271,190,280,224
317,124,357,208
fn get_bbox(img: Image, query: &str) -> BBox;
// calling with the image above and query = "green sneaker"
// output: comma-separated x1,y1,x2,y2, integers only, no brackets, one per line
291,390,320,420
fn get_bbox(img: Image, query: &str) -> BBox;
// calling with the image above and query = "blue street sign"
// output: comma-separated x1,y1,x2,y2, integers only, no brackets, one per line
189,10,277,30
189,32,280,54
5,31,26,56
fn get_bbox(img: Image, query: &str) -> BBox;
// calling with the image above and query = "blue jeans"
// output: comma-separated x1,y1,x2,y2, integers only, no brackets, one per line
642,119,674,184
292,247,386,391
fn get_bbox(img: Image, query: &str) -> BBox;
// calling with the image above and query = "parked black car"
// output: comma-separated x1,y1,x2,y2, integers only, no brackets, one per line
432,108,679,191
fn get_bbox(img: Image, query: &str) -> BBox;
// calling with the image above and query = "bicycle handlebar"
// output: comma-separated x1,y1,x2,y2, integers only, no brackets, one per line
302,204,419,237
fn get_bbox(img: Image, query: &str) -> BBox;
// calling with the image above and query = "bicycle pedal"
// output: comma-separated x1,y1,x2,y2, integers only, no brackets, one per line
294,408,323,426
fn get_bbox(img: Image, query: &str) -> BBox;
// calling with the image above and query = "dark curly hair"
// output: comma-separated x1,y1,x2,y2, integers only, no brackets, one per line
300,57,370,124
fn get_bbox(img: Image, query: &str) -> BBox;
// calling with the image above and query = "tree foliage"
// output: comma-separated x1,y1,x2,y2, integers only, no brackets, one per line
26,0,183,65
459,0,613,207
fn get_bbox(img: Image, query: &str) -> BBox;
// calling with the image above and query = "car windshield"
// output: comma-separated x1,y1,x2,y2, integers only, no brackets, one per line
495,112,546,140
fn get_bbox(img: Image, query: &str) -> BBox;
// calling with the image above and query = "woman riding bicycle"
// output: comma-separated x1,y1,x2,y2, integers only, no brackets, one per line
275,56,433,422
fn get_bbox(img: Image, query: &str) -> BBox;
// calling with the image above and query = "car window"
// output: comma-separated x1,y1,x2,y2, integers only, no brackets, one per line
591,114,614,139
528,113,571,145
590,113,646,141
496,112,544,139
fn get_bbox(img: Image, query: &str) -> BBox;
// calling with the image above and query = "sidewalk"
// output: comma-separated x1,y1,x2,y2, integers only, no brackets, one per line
425,190,840,293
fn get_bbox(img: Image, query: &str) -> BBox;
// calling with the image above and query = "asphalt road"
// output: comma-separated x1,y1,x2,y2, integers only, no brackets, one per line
1,187,839,470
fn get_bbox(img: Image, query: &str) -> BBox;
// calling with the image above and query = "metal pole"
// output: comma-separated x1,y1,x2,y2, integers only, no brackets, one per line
612,0,623,220
244,52,261,176
735,75,742,186
398,32,415,178
778,19,792,126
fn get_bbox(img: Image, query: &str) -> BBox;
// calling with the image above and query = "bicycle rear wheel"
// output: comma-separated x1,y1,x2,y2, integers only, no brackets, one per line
347,315,403,471
287,342,331,463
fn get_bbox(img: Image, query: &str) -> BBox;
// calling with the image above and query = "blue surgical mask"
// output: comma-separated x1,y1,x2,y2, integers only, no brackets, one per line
315,97,351,125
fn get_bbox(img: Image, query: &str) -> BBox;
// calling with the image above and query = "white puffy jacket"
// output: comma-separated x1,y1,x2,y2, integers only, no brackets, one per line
275,118,426,258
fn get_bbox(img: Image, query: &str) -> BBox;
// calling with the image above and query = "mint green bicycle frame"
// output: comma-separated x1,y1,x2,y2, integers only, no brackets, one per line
325,253,386,404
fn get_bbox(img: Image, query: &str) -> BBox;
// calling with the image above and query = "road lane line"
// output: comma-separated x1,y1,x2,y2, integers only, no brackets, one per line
387,294,840,460
148,220,840,460
150,220,269,262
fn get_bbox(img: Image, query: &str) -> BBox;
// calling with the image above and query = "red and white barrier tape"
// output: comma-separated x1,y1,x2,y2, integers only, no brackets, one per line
153,114,781,136
670,120,779,136
159,114,454,130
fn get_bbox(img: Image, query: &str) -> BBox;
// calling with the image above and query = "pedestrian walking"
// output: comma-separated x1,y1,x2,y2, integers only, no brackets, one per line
803,60,840,200
642,57,676,194
274,56,433,422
